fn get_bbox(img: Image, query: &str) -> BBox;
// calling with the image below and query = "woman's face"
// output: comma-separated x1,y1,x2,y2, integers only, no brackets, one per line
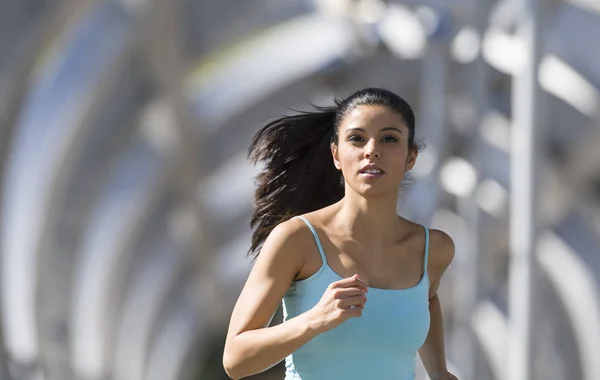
331,105,417,198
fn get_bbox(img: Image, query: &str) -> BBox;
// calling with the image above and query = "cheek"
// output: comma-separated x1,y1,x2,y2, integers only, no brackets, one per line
338,146,361,165
389,145,409,161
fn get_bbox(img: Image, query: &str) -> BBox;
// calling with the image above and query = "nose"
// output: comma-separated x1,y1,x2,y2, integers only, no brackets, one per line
364,140,380,160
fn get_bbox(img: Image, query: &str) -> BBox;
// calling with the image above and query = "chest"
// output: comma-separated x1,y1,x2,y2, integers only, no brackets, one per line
302,240,426,290
326,291,431,352
286,277,431,354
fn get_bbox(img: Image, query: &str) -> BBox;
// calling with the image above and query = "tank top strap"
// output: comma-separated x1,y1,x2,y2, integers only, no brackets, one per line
295,216,328,265
422,225,430,277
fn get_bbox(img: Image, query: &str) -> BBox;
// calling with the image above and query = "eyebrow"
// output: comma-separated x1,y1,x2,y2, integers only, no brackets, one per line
346,127,404,134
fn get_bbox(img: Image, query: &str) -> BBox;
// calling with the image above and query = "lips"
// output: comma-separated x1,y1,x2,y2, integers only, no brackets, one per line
359,164,385,175
359,164,385,180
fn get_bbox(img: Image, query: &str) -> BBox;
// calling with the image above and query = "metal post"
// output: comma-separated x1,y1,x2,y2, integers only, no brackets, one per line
412,8,449,225
0,3,89,380
508,0,542,379
454,2,493,380
139,0,215,271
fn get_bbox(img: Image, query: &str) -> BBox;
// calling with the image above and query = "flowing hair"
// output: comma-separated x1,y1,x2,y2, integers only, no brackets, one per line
247,88,419,257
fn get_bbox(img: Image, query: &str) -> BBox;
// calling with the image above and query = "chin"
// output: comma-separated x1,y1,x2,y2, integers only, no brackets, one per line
351,183,395,199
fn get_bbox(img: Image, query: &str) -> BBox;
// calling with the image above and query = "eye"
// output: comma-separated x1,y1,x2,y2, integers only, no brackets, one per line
382,135,398,143
348,135,365,143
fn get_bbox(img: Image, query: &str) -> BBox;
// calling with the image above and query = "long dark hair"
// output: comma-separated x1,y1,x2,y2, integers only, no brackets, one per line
247,87,418,257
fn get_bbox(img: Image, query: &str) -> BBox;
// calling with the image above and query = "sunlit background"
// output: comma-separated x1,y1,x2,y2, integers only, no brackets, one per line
1,0,599,379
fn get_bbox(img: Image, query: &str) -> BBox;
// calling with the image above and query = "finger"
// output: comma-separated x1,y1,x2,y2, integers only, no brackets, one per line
342,306,362,318
333,287,368,300
339,296,366,309
338,291,367,306
353,275,369,291
332,275,368,292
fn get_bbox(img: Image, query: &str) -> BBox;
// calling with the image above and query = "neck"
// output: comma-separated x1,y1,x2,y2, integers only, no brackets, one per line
333,189,400,246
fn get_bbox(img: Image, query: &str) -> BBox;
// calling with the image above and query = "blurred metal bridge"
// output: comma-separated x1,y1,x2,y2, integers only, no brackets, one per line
1,1,599,380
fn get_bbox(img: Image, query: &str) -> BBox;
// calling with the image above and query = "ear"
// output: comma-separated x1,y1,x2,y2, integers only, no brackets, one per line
331,143,341,170
405,147,418,171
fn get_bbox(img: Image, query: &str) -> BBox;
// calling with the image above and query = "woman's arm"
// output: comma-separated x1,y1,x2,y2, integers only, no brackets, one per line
224,310,320,379
223,219,313,379
419,291,455,378
418,230,457,380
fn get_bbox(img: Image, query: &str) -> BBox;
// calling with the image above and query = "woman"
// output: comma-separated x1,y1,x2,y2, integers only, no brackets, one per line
223,88,458,380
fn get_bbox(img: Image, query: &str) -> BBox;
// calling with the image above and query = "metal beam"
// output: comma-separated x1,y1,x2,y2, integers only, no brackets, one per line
0,1,128,374
144,279,203,380
70,138,169,380
537,230,600,380
454,2,494,379
135,0,214,262
112,229,187,380
507,0,543,379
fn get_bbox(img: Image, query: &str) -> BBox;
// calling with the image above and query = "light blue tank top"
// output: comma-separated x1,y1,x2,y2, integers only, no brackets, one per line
282,216,431,380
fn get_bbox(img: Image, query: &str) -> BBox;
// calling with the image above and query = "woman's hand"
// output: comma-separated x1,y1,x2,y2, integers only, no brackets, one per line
306,274,368,334
430,372,459,380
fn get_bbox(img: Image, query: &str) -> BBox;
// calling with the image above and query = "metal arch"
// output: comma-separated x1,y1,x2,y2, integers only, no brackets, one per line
134,0,215,269
0,0,84,163
452,1,495,378
0,1,132,368
112,228,188,380
567,0,600,15
177,0,313,58
474,10,596,376
70,137,170,380
197,151,260,226
185,13,359,129
547,4,600,124
37,11,147,380
551,2,600,89
0,0,85,108
561,128,600,185
404,41,450,224
471,300,508,380
144,280,202,380
0,1,83,377
38,60,147,380
537,231,600,380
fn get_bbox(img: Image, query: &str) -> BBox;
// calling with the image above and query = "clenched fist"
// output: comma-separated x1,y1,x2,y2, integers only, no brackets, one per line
306,274,368,333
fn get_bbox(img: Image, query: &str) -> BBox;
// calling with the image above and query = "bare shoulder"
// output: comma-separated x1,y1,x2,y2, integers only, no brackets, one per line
266,216,310,244
261,216,315,261
427,229,455,280
429,229,455,265
257,215,322,274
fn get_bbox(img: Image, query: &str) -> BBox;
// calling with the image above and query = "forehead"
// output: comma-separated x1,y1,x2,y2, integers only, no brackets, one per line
339,105,407,131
